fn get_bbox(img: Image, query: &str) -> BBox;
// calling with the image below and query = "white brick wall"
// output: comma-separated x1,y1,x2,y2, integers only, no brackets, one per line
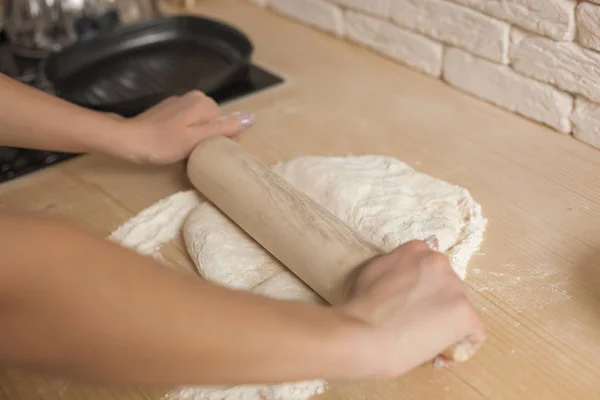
331,0,389,18
246,0,600,153
391,0,509,63
576,2,600,51
510,34,600,103
444,48,572,132
270,0,344,37
446,0,576,41
571,97,600,149
345,11,443,76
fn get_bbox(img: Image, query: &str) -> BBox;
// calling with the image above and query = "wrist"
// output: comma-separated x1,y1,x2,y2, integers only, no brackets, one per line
321,308,378,381
90,112,144,162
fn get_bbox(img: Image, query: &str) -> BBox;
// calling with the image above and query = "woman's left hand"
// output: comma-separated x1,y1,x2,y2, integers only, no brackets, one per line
118,90,255,164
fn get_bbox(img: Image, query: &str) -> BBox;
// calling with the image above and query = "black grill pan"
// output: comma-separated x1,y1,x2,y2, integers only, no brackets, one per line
43,15,253,117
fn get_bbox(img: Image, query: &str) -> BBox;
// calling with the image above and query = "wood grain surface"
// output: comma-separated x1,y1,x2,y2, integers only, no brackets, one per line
1,0,600,399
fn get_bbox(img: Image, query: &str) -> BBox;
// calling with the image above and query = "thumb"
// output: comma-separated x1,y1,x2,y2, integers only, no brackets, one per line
197,111,256,139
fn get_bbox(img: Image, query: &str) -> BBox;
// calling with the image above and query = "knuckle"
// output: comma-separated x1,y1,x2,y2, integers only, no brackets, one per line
402,239,430,252
195,97,220,117
360,256,390,282
202,96,218,107
184,90,206,98
420,251,451,272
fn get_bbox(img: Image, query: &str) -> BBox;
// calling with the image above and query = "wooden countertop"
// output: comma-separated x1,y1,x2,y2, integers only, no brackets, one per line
1,1,600,399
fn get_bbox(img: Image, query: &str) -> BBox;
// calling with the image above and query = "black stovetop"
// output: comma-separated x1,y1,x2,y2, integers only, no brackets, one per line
0,32,284,183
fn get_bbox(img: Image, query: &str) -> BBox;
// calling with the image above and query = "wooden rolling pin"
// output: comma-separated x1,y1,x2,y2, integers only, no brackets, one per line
186,136,475,364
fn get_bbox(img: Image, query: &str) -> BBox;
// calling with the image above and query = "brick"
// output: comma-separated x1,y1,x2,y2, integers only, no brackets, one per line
345,11,443,76
443,48,573,132
391,0,509,63
571,97,600,149
510,34,600,103
510,26,527,47
330,0,390,18
447,0,576,41
576,2,600,51
270,0,344,37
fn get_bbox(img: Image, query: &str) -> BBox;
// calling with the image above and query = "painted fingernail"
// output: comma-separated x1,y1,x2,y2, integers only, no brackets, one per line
232,111,256,130
424,235,439,251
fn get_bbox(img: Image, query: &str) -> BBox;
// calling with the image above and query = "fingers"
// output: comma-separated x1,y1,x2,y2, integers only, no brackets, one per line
389,237,448,276
137,95,181,118
193,112,256,139
398,236,486,366
433,329,486,368
103,112,124,121
392,236,439,256
387,239,431,261
433,289,487,368
175,91,256,136
183,91,223,122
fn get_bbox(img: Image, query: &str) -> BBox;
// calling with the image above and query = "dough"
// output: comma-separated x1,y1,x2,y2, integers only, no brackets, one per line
184,154,486,286
177,155,487,400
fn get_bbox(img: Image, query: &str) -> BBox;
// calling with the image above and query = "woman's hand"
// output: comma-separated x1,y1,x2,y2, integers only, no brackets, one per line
120,90,255,164
339,238,486,379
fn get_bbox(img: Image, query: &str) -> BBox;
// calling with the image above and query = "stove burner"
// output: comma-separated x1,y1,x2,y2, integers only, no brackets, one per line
0,34,284,184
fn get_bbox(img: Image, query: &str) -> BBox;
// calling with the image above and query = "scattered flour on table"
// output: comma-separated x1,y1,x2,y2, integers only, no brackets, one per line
471,262,572,312
109,155,488,400
108,191,201,257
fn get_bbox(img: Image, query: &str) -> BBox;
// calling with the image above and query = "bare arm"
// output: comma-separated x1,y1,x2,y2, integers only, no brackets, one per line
0,74,131,156
0,211,368,386
0,74,251,164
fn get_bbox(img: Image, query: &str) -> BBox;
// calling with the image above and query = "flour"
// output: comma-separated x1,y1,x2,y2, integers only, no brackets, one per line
171,381,327,400
108,191,201,257
109,155,487,400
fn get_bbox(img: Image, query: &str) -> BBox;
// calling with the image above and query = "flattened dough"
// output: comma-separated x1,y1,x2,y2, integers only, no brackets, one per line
184,155,486,289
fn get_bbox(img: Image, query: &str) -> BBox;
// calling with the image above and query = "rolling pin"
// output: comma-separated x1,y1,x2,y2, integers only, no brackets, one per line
186,136,475,365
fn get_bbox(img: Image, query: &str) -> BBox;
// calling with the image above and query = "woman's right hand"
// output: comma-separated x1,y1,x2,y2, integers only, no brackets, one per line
339,238,486,379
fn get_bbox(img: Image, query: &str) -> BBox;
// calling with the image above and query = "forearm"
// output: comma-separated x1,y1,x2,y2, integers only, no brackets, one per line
0,74,130,157
0,212,369,386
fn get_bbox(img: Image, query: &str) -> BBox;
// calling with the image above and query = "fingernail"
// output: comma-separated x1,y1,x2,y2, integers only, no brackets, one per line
232,111,256,130
423,235,439,251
